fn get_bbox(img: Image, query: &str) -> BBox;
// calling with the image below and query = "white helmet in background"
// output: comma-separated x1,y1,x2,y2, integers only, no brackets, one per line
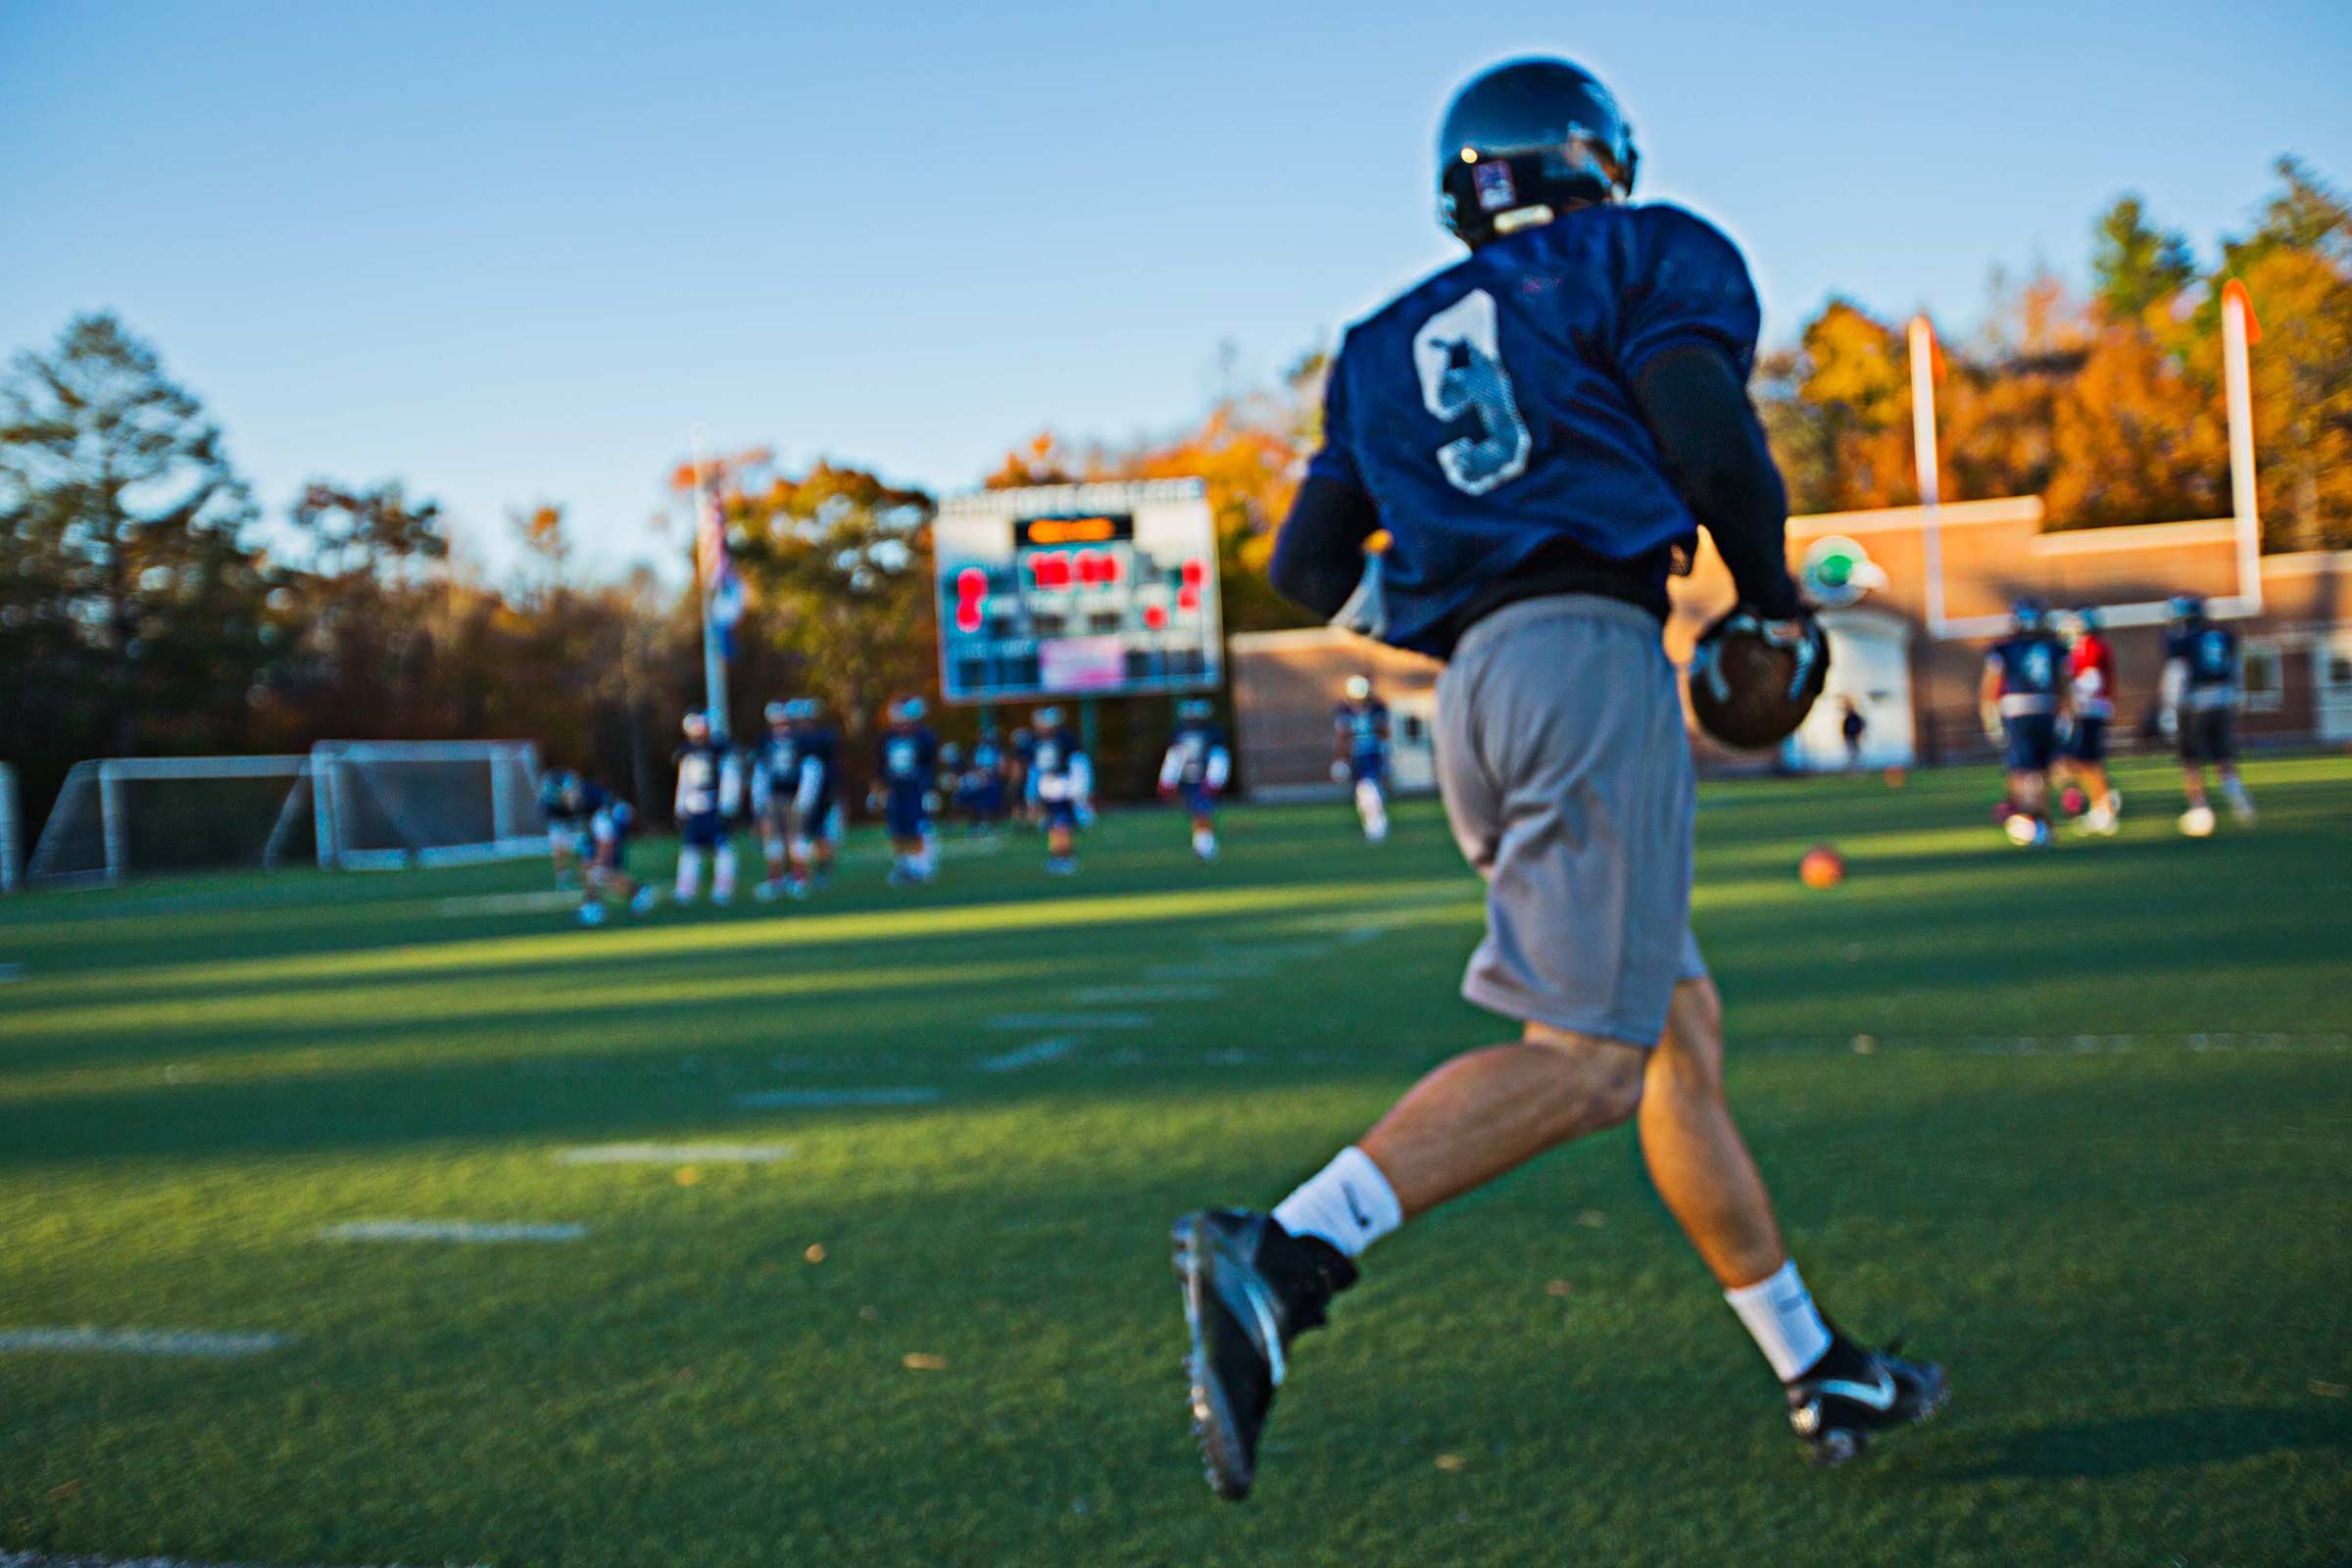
1345,675,1373,703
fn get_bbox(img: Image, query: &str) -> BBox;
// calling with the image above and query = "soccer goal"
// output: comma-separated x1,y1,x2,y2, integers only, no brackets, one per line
24,741,545,887
308,740,544,871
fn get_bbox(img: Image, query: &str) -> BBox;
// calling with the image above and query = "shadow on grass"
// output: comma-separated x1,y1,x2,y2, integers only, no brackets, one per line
1932,1403,2351,1482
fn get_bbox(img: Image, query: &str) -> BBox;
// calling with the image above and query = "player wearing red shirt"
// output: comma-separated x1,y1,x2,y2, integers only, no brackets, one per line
2058,609,2120,834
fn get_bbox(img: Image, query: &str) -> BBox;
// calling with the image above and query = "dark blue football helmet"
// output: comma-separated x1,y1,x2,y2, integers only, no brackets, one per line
1437,57,1638,248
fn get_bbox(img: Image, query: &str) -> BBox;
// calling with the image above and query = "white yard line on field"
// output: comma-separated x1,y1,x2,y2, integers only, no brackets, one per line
558,1142,794,1163
732,1087,942,1108
1145,960,1270,981
0,1328,290,1358
983,1011,1153,1031
320,1220,586,1244
976,1036,1079,1074
436,889,579,916
1071,983,1222,1004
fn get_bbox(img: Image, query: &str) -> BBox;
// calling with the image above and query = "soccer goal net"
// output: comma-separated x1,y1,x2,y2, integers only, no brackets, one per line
24,741,544,887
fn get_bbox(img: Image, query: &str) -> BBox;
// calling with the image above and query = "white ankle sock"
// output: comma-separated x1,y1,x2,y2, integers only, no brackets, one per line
1272,1147,1401,1258
1724,1259,1833,1381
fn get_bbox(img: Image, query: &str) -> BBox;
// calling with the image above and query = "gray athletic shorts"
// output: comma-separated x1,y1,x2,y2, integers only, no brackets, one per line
1435,595,1706,1048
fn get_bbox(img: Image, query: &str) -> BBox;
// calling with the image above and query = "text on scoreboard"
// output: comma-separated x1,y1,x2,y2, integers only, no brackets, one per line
934,480,1221,702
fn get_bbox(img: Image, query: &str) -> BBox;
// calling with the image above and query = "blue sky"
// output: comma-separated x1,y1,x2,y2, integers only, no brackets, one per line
4,0,2347,581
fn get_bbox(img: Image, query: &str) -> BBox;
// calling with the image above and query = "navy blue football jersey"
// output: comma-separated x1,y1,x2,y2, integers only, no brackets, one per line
1335,700,1391,760
1308,204,1760,657
2167,624,2238,707
797,725,839,781
879,725,938,789
1167,721,1227,787
1986,634,2068,714
1030,726,1081,783
758,730,802,787
673,740,731,817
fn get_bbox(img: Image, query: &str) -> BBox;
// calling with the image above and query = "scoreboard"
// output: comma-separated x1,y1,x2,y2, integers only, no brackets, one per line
934,479,1222,703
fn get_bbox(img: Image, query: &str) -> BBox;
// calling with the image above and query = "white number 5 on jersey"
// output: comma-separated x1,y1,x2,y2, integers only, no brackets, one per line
1413,289,1532,496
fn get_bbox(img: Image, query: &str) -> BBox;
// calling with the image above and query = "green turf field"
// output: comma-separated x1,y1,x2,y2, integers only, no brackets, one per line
3,756,2348,1567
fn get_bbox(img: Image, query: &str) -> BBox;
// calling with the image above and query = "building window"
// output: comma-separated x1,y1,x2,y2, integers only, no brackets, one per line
2239,638,2283,712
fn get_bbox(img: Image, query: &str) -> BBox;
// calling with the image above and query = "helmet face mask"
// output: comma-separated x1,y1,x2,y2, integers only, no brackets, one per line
1438,58,1638,249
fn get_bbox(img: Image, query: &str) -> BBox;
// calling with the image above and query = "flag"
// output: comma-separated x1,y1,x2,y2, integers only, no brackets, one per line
698,485,745,659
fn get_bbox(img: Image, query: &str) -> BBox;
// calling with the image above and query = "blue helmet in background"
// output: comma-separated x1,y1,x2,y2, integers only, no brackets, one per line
2168,593,2207,625
1438,58,1637,248
2011,597,2047,633
2075,607,2102,632
763,700,790,726
1177,698,1214,722
1035,706,1063,728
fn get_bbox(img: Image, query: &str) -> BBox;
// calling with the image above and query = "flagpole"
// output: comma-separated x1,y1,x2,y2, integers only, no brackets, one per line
690,426,732,741
2220,279,2263,612
1907,315,1947,637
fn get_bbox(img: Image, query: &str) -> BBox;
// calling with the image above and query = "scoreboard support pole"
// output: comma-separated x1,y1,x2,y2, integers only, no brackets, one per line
1080,699,1101,765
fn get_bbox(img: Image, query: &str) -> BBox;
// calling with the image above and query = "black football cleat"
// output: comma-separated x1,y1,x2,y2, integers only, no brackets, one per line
1171,1209,1354,1501
1786,1338,1949,1466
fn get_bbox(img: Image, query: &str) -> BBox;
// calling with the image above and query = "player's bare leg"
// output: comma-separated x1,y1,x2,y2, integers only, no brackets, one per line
1356,1027,1644,1216
2218,763,2256,823
2178,763,2218,836
1637,977,1785,1287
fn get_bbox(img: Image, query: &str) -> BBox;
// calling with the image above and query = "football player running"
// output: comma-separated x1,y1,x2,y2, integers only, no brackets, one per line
2055,608,2121,834
1029,707,1091,875
875,697,940,885
1170,58,1944,1501
1332,675,1392,843
1977,598,2074,847
672,710,743,905
1158,697,1233,862
2163,593,2256,835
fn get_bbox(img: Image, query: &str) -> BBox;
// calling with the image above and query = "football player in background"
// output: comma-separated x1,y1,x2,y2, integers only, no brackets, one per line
1332,674,1392,843
538,767,587,887
1170,57,1942,1501
970,725,1009,829
785,698,841,891
1978,598,2073,847
1009,726,1039,828
2163,593,2256,835
875,697,939,885
751,700,803,900
1029,706,1090,875
672,710,742,905
2055,608,2121,834
1158,697,1233,862
577,780,658,925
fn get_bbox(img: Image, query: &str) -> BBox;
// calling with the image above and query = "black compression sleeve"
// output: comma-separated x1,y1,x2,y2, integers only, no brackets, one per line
1270,473,1381,619
1630,343,1802,619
